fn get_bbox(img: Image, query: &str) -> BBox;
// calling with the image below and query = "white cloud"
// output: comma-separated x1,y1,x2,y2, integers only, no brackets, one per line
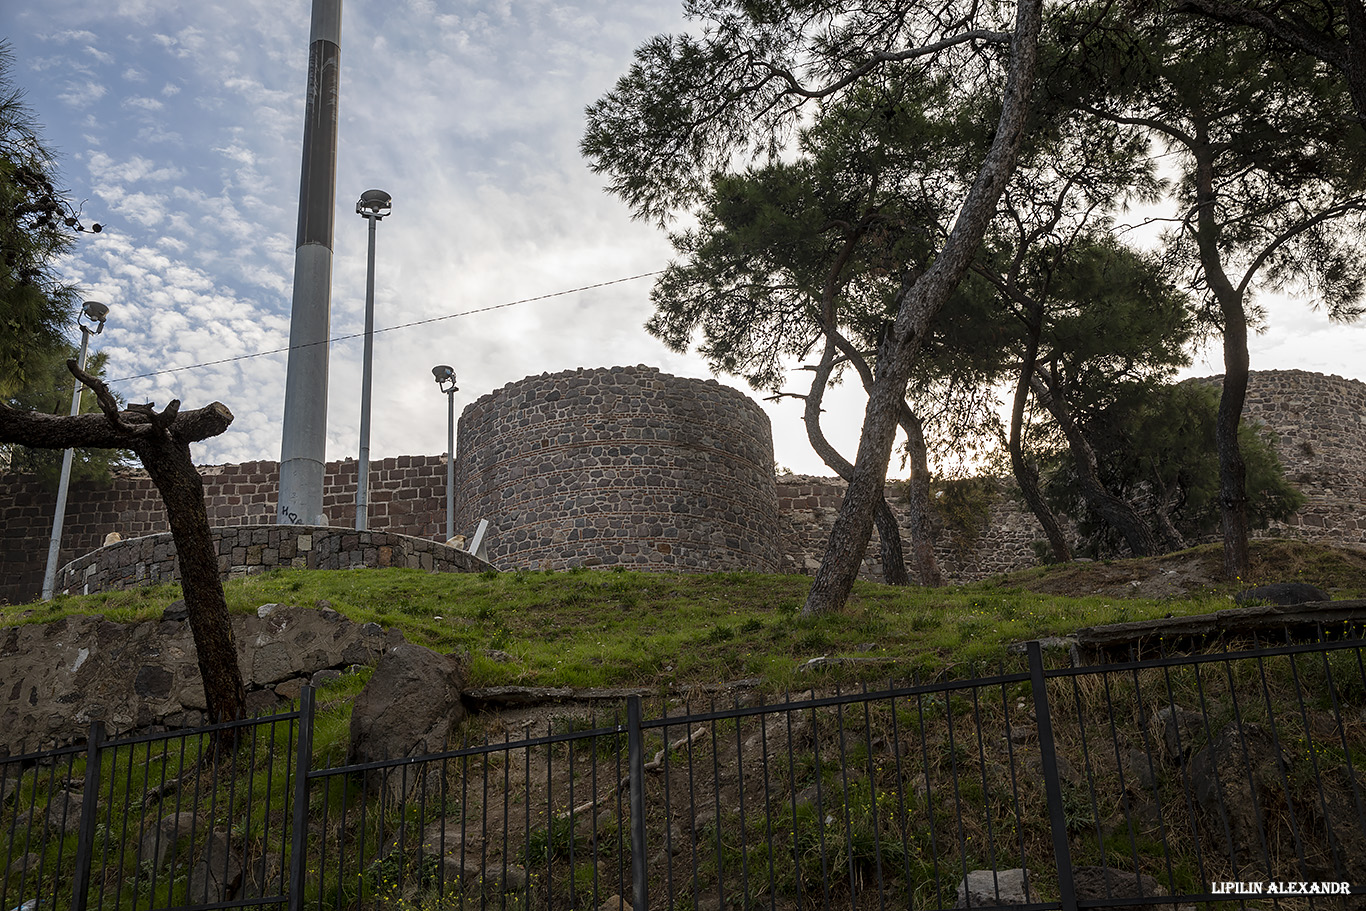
48,28,98,44
122,95,164,112
13,0,1363,478
57,78,108,108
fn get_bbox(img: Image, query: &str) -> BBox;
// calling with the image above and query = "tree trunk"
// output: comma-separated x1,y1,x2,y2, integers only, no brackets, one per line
1153,485,1188,552
0,363,247,734
900,408,945,586
1032,370,1160,557
822,330,941,586
139,431,247,728
802,0,1043,616
1008,316,1072,562
1189,137,1253,580
802,337,911,585
1346,0,1366,120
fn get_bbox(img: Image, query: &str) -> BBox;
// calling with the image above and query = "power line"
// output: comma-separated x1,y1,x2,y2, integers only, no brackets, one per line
107,270,664,384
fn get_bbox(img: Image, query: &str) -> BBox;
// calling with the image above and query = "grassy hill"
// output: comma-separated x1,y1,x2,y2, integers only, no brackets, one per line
5,539,1364,692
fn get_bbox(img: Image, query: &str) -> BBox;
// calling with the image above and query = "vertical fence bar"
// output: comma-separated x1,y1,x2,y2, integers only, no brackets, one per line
1028,640,1076,911
289,686,316,911
627,695,648,911
71,720,105,911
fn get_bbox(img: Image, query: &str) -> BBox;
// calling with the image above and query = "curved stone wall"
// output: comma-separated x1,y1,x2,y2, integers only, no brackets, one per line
1232,370,1366,546
453,365,780,571
55,526,490,596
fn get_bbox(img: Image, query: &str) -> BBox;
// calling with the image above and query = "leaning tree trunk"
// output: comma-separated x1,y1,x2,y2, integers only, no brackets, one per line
802,0,1043,616
803,337,911,585
138,423,247,727
0,361,248,733
1032,370,1160,557
1008,313,1072,562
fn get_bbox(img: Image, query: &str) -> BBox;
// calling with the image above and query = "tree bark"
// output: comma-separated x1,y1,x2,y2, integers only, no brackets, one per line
824,331,945,586
1008,312,1073,562
0,362,248,732
802,0,1043,616
1031,369,1160,557
802,338,911,585
1189,136,1253,580
899,407,946,587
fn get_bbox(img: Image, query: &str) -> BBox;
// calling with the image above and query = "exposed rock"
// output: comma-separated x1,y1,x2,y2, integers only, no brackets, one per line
349,644,467,795
310,668,343,689
438,856,527,893
1235,582,1331,606
1072,866,1169,911
240,852,284,900
0,605,406,752
957,868,1030,908
32,790,83,836
6,851,41,878
138,811,198,868
1155,706,1206,761
274,677,306,701
1121,748,1158,792
187,829,242,904
1188,722,1289,869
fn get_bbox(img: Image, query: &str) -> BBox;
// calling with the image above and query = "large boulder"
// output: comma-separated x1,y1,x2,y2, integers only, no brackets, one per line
348,644,467,795
187,829,243,905
1234,582,1331,605
0,604,404,753
956,868,1030,908
1188,722,1289,870
1072,866,1171,911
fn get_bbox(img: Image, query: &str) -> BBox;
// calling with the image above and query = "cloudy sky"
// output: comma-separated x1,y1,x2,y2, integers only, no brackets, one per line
3,0,1364,479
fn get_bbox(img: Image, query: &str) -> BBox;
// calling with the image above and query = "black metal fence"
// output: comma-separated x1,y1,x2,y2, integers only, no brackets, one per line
4,637,1365,911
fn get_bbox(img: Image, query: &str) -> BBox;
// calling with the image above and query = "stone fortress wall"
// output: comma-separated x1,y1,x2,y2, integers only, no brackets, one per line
1216,370,1366,546
1,367,1361,603
453,365,781,572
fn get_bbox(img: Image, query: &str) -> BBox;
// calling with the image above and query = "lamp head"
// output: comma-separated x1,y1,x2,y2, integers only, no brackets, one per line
80,300,109,334
356,189,392,219
432,364,457,393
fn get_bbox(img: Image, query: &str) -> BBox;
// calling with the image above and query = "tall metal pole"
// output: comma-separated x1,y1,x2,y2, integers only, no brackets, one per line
446,387,455,541
278,0,342,527
355,210,378,530
42,320,96,600
433,366,458,541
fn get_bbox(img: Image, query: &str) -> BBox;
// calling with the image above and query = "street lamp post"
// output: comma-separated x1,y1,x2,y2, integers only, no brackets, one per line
42,300,109,600
432,365,458,541
354,189,391,531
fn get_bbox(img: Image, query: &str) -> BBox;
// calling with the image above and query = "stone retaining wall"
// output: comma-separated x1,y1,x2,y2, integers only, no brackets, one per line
0,455,454,604
54,526,490,596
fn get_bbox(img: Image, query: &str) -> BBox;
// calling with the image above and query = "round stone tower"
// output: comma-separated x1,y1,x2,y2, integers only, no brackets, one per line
452,365,781,571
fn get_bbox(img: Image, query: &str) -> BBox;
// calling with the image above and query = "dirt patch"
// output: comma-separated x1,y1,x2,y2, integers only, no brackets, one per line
1001,541,1366,601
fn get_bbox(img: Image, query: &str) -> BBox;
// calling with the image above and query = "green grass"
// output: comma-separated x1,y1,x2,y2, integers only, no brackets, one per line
4,539,1362,693
4,539,1365,911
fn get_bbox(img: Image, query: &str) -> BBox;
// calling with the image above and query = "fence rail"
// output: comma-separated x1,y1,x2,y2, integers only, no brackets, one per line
4,637,1365,911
